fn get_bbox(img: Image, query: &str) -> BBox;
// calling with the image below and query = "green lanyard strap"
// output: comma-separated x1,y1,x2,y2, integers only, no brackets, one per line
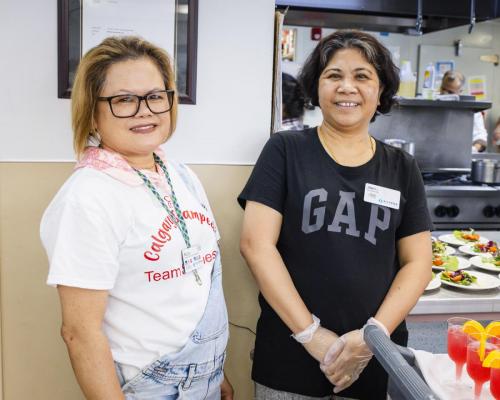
135,153,202,285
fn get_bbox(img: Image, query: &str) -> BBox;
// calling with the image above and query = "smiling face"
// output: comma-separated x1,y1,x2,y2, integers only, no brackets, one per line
94,57,171,167
318,48,382,133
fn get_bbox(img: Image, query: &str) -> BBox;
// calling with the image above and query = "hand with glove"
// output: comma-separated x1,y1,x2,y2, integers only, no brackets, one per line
292,314,344,363
320,318,389,394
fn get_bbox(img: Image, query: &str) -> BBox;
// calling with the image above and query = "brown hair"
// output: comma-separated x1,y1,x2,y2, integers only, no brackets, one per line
440,70,465,93
71,36,178,158
298,29,399,122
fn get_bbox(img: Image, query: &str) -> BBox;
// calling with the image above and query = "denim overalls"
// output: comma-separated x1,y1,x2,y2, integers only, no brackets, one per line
115,161,229,399
116,251,228,399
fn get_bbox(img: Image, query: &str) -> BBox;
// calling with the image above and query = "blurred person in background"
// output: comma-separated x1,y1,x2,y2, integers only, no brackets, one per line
282,72,306,131
439,70,488,153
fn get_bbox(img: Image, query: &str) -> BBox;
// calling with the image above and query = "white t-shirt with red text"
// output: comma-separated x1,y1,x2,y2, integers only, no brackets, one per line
40,148,220,370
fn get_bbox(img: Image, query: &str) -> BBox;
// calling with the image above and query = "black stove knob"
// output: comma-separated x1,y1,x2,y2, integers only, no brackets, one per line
434,206,447,218
447,206,459,218
483,206,495,218
496,206,500,217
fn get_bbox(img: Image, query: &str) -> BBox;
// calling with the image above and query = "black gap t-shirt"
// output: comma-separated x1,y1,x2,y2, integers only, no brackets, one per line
238,127,432,399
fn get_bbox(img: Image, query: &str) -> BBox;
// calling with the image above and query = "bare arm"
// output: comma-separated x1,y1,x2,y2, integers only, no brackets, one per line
374,231,432,333
58,285,125,400
240,201,339,362
240,201,314,333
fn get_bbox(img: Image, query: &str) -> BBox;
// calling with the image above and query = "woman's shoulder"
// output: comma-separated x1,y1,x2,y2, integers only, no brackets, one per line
48,167,134,212
274,126,317,142
264,127,318,152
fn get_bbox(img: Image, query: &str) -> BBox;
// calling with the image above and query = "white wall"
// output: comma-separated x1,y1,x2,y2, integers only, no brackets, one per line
0,0,275,164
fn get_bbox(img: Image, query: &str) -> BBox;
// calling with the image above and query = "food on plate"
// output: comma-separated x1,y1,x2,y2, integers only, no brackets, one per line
441,270,477,286
453,229,480,243
473,241,498,254
432,239,447,255
481,255,500,268
432,255,459,270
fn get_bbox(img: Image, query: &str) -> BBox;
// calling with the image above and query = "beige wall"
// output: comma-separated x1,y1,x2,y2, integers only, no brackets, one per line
0,163,259,399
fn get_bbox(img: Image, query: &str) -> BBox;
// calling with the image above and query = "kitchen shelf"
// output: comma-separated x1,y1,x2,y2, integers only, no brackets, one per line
396,98,492,112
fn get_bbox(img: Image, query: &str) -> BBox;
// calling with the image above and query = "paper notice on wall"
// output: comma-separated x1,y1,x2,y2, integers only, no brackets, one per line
468,75,487,100
81,0,175,57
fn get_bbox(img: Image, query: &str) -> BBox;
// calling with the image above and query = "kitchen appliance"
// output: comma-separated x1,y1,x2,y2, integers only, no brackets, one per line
384,138,415,155
424,172,500,230
471,159,497,184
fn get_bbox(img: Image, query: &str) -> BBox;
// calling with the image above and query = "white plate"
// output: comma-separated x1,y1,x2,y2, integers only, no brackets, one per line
440,270,500,291
444,246,456,256
438,233,489,247
432,256,471,271
469,255,500,273
459,243,497,257
432,246,456,256
425,276,441,291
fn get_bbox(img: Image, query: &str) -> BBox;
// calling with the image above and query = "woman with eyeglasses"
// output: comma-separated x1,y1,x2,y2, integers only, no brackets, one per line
40,36,233,399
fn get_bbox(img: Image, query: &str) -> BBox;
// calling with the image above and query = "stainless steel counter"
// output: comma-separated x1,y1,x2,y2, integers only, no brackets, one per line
409,230,500,318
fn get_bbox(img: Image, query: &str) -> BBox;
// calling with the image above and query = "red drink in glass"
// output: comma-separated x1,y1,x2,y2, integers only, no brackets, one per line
448,324,468,380
467,339,497,399
491,368,500,400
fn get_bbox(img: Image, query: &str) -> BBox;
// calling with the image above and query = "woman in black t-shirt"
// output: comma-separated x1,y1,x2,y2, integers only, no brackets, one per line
238,30,432,400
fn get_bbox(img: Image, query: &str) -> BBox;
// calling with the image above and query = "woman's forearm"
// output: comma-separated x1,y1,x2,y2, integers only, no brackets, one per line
241,242,314,334
62,327,125,400
374,260,431,334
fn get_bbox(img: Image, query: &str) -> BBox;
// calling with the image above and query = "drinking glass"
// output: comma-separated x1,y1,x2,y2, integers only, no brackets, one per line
491,367,500,400
466,334,499,399
447,317,469,381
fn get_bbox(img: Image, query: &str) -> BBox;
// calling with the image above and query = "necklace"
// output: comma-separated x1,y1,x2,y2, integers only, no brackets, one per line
318,126,375,165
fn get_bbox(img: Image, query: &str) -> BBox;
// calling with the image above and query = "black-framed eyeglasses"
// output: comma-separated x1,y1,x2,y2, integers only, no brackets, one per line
97,89,175,118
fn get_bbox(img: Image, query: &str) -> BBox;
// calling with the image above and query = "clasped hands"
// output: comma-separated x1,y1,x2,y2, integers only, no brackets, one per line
301,318,387,394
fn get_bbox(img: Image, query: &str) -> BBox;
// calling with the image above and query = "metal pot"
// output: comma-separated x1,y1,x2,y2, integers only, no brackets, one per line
471,159,497,184
383,139,415,155
495,162,500,184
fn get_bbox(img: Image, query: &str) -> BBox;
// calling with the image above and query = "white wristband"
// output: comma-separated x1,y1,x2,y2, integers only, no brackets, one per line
291,314,320,343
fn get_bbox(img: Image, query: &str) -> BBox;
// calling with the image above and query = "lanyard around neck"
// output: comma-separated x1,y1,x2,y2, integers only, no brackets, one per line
134,153,191,248
134,154,202,285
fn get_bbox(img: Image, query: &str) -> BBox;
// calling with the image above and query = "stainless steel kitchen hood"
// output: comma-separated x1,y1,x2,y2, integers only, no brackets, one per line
276,0,500,35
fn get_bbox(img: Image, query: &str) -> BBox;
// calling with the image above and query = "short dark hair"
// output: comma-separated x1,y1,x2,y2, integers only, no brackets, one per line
282,73,305,119
298,29,399,122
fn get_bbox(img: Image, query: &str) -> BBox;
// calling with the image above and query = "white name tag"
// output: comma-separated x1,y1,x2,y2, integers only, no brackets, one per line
182,245,203,273
364,183,400,210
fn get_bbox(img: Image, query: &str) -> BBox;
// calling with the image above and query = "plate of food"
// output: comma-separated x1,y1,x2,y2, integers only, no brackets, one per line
431,238,456,256
432,255,471,271
425,272,441,291
440,269,500,290
458,241,498,257
469,255,500,273
438,229,489,247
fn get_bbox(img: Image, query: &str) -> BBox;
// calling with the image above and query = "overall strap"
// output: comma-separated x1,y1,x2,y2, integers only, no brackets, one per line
168,160,207,210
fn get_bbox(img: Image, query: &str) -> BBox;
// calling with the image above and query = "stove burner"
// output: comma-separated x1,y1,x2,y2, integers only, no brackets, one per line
423,172,499,187
423,172,500,229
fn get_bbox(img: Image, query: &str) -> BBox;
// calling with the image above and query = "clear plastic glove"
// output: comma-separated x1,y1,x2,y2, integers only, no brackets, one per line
302,326,343,363
320,329,372,393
